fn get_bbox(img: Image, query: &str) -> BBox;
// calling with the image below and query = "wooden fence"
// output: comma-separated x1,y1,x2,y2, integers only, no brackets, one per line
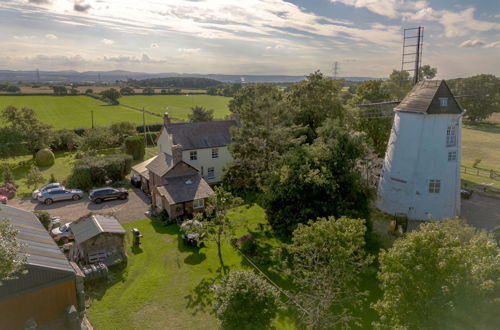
461,165,500,181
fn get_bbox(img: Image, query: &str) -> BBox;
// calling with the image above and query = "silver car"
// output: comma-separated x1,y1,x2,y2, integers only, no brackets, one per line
37,187,84,205
32,183,62,199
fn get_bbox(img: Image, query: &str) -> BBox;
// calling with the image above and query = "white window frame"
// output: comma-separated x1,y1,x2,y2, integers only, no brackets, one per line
212,148,219,159
190,150,197,160
439,97,448,107
428,179,441,193
193,199,204,209
446,125,456,147
448,151,457,162
207,167,215,179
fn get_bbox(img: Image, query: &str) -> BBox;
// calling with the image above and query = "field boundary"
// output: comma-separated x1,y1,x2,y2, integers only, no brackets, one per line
461,165,500,181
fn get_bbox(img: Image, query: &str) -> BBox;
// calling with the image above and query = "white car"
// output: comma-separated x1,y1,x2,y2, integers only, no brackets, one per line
50,222,74,243
32,183,62,199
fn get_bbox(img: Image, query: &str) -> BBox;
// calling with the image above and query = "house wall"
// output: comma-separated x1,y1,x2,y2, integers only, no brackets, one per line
0,279,77,330
377,112,461,220
157,128,173,155
79,233,125,265
182,146,233,184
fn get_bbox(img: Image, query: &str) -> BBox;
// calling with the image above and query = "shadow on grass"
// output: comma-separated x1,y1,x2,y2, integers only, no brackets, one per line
130,245,143,254
86,261,128,305
464,121,500,134
183,265,227,316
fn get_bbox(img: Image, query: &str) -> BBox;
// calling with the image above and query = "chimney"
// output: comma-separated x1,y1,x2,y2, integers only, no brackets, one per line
172,144,183,164
163,112,171,127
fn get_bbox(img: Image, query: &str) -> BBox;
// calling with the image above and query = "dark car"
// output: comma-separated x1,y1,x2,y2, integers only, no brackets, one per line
89,187,128,204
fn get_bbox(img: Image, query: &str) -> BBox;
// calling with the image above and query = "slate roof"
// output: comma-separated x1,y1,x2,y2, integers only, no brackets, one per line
71,214,126,244
146,152,174,177
0,205,74,300
157,173,214,204
132,155,158,180
166,120,237,150
395,80,462,115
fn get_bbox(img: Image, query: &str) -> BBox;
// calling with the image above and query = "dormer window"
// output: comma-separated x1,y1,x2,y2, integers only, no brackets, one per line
190,151,197,160
439,97,448,107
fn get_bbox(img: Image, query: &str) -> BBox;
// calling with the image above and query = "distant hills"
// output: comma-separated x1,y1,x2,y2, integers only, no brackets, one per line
0,70,378,84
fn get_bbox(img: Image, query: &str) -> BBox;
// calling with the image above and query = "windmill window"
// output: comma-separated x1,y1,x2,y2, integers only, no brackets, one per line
448,151,457,161
428,180,441,193
446,126,456,146
190,151,197,160
439,97,448,107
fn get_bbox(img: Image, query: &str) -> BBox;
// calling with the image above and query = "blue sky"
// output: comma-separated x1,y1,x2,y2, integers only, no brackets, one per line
0,0,498,78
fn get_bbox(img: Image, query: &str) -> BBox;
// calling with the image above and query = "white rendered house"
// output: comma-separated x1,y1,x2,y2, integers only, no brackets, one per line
377,80,464,220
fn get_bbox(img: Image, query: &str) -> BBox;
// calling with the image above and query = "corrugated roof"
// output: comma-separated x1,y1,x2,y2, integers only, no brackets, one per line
132,155,158,180
394,80,462,115
71,214,125,244
167,120,236,150
146,152,174,177
157,173,214,204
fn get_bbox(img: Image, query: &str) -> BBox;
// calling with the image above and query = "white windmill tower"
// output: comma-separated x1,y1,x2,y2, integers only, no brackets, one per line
377,80,464,220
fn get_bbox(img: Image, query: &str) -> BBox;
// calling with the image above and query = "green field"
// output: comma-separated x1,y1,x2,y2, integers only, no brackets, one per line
120,95,231,121
0,96,162,129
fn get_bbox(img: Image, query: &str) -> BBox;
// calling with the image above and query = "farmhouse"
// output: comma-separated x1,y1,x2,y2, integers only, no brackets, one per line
156,112,237,184
377,80,463,220
0,205,78,329
70,214,127,266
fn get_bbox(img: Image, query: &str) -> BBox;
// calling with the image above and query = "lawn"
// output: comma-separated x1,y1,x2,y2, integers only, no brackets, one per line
0,96,162,129
120,95,231,121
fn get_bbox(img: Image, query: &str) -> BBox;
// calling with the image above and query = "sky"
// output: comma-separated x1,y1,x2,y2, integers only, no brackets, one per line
0,0,498,78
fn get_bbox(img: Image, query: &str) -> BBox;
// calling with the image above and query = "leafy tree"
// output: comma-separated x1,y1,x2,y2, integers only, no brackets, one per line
6,85,20,93
0,127,27,158
78,127,119,151
374,218,500,329
276,217,373,329
213,270,279,329
110,121,136,142
34,211,52,230
285,71,344,143
85,88,93,94
124,135,145,160
131,77,220,88
419,64,437,81
48,173,57,184
119,86,135,95
0,218,27,281
25,164,45,190
50,129,79,151
349,80,392,156
143,87,155,95
70,88,78,95
160,89,167,94
382,70,412,100
100,88,121,105
52,85,67,96
188,106,214,122
448,74,500,122
2,164,14,184
1,106,52,157
263,122,372,237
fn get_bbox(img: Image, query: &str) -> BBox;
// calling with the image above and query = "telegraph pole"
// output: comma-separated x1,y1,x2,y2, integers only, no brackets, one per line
143,107,146,147
91,110,94,128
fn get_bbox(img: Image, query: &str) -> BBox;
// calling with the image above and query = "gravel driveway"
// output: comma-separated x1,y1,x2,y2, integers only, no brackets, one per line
461,191,500,230
9,187,151,224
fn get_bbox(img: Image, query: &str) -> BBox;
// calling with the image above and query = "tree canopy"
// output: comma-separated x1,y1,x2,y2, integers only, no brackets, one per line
0,218,27,281
100,88,121,105
188,106,214,122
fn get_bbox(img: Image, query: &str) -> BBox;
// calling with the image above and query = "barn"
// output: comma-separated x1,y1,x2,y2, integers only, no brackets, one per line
70,214,127,266
0,205,78,329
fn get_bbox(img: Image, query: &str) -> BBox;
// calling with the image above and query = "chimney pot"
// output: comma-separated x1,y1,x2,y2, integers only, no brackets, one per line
164,112,171,127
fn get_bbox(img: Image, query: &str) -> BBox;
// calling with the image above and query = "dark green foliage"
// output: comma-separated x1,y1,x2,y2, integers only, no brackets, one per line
52,85,67,95
142,87,155,95
132,77,220,88
120,87,135,95
35,148,55,167
110,121,136,143
50,129,79,151
85,88,93,94
382,70,412,100
25,164,45,190
70,88,78,95
6,85,20,93
78,127,119,151
188,106,214,122
0,127,27,158
48,173,57,184
2,164,14,184
66,153,132,190
34,211,52,230
207,83,243,97
213,270,279,330
124,135,145,160
100,88,121,105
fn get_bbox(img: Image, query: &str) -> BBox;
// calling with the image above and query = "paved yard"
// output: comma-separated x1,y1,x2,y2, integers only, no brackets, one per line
9,188,151,224
461,192,500,230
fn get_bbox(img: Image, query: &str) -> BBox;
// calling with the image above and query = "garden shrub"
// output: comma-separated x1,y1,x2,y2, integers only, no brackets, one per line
236,235,258,256
0,183,17,199
35,148,55,167
2,164,14,184
35,211,52,230
50,129,79,151
124,135,145,160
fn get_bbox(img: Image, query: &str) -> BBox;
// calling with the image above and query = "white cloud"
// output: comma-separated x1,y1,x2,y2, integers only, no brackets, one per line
150,43,159,48
13,35,36,40
330,0,428,19
101,38,114,45
485,41,500,49
177,48,201,54
459,39,485,48
45,33,57,39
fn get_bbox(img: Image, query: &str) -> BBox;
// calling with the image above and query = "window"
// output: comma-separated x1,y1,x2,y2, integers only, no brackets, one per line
428,179,441,193
155,194,163,209
207,167,215,179
193,199,204,209
190,151,197,160
439,97,448,107
448,151,457,161
212,148,219,159
446,125,456,146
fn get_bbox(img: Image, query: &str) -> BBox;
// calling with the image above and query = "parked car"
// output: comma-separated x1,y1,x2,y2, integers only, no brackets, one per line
89,187,128,204
37,187,84,205
461,188,473,199
0,194,7,204
32,182,63,199
50,222,74,243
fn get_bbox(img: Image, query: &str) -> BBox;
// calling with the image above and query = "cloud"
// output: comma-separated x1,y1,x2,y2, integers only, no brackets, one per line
150,43,159,48
25,54,89,67
177,48,201,54
27,0,51,4
74,1,92,13
103,54,167,63
330,0,428,19
101,38,114,45
45,34,57,40
485,41,500,49
13,35,37,40
459,39,485,48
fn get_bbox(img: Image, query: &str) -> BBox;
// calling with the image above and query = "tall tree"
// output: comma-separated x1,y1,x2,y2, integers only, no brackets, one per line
276,217,373,329
0,127,27,158
25,164,45,190
374,218,500,329
52,85,67,96
285,71,344,143
0,218,27,281
100,88,121,105
1,106,52,157
419,64,437,81
188,106,214,122
382,70,412,100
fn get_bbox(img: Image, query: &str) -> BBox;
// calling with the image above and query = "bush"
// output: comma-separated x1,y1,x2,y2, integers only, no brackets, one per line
35,148,55,167
0,183,17,199
78,127,119,151
110,122,136,143
2,164,14,184
124,135,145,160
35,211,52,230
48,173,57,184
473,158,482,168
236,235,258,256
50,129,79,151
